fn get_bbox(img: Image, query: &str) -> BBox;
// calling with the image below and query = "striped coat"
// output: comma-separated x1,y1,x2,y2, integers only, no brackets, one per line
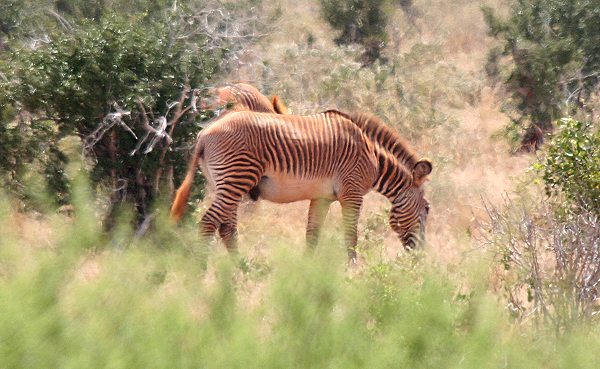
171,110,431,260
204,82,288,115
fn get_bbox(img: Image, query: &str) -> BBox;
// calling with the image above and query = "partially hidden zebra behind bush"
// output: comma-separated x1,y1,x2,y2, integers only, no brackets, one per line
171,109,431,262
202,82,289,115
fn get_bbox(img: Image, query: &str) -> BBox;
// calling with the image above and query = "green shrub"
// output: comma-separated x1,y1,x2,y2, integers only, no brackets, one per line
0,0,24,35
540,118,600,212
319,0,391,64
2,11,219,222
0,114,69,207
3,182,600,368
1,0,269,224
0,0,175,38
483,0,600,147
53,0,174,21
320,0,389,45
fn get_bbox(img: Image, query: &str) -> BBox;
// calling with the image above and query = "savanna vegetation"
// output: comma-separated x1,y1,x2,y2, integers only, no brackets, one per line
0,0,599,367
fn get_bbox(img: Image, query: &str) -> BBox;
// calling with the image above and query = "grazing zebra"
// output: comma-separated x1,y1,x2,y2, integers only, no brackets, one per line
204,82,289,115
170,110,432,261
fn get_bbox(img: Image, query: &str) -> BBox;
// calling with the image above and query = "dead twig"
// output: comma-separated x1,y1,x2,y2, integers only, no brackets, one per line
84,102,134,154
130,100,173,156
479,195,600,331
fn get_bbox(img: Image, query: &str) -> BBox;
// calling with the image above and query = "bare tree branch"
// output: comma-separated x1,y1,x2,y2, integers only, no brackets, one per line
84,103,133,154
167,2,271,73
479,195,600,330
130,100,173,156
46,9,73,32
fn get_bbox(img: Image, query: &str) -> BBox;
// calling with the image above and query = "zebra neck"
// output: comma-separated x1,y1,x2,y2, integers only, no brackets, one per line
349,112,419,169
373,148,412,201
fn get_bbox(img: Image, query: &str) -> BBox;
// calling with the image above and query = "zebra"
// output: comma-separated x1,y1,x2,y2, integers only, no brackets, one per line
203,82,289,115
170,110,432,261
208,89,415,170
207,84,412,168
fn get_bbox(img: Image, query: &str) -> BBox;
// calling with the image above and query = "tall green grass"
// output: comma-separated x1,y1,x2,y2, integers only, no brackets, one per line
1,184,600,368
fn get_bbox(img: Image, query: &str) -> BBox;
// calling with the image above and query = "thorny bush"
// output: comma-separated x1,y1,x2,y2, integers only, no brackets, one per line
481,196,600,332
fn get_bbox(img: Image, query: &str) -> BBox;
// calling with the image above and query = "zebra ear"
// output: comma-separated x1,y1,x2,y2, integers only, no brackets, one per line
412,158,432,187
272,96,289,114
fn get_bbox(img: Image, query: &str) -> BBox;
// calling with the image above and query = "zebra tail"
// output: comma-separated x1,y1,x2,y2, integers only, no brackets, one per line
170,142,203,223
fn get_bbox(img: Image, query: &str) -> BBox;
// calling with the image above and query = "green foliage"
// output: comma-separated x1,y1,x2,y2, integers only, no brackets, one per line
319,0,391,64
0,0,24,35
539,118,600,212
0,0,174,38
10,15,214,136
0,84,69,205
53,0,174,20
483,0,600,141
320,0,389,45
1,8,220,220
1,0,269,220
2,185,600,368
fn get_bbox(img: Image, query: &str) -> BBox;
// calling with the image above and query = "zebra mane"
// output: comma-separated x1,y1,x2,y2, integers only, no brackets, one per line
322,109,352,120
225,81,256,94
347,111,419,170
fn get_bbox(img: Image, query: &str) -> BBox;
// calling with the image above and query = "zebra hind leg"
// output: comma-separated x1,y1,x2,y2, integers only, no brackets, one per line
200,193,242,252
219,215,239,251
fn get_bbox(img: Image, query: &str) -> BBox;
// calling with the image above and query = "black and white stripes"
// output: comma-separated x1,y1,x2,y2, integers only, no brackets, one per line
187,109,431,260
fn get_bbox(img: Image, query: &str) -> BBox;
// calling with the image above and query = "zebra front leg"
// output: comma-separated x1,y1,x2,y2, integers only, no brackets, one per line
339,195,364,262
306,198,332,250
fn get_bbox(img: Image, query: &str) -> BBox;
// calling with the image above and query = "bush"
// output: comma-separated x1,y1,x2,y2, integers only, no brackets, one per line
0,0,173,37
483,0,600,149
0,71,70,206
538,118,600,213
319,0,391,65
2,13,218,224
0,0,24,35
0,110,69,207
0,0,270,225
481,195,600,332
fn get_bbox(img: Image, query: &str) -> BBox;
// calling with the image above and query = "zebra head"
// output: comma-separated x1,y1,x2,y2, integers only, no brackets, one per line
199,86,234,116
389,158,432,250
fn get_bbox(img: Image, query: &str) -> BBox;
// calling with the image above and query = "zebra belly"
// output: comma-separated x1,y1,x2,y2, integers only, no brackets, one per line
257,173,337,203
